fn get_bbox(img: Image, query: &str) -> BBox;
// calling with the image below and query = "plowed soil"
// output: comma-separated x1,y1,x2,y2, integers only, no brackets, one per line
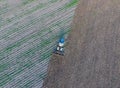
42,0,120,88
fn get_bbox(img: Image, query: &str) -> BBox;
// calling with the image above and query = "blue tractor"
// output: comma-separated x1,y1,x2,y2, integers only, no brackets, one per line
53,36,65,56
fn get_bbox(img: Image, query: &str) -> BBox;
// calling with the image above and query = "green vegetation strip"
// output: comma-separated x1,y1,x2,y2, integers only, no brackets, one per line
0,16,72,61
54,0,78,12
0,0,76,87
65,0,79,9
0,5,73,40
0,29,70,87
22,0,36,5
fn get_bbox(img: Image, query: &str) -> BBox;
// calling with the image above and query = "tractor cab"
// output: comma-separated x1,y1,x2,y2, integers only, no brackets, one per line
53,37,65,55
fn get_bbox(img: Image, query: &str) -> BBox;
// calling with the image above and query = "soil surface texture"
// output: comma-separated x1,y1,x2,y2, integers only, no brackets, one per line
42,0,120,88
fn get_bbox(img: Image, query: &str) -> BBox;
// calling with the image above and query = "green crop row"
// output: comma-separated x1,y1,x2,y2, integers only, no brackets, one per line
22,0,36,5
0,3,46,28
65,0,79,8
0,28,70,87
22,80,33,88
0,27,70,75
61,0,79,10
0,62,30,87
0,15,72,61
0,53,49,87
1,3,71,40
0,29,58,76
0,64,9,73
50,0,59,3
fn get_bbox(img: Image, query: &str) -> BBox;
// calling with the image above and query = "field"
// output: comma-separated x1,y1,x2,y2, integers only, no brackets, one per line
42,0,120,88
0,0,79,88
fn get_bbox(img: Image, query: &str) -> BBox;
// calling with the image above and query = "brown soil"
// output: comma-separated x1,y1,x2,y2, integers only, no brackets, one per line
42,0,120,88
